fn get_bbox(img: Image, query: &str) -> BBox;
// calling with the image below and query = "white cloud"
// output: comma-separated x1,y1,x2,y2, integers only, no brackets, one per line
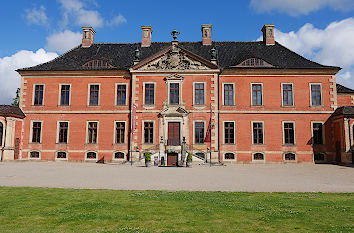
107,13,127,27
260,18,354,89
0,49,58,104
250,0,354,16
46,30,82,53
24,5,49,26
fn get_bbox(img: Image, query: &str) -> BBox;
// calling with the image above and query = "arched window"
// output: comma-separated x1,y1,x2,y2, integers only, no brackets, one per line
224,153,235,160
86,151,97,159
237,58,272,67
284,153,296,161
314,153,325,161
82,60,113,68
253,153,264,160
57,151,67,159
114,152,124,159
0,122,3,146
195,152,205,160
30,151,40,159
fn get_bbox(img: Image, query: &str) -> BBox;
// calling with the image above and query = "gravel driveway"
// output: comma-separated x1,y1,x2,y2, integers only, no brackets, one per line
0,162,353,192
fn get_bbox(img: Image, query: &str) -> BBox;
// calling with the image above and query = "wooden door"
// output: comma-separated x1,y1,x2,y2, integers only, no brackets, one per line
167,152,178,166
14,138,19,160
168,122,180,146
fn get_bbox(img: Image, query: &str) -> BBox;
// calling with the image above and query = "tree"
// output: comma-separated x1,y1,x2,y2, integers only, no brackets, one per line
11,88,20,107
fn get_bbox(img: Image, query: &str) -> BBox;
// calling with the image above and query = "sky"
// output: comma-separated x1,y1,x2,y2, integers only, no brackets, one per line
1,0,354,104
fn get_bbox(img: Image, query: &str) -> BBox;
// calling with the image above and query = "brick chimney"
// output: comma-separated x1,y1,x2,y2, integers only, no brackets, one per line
262,24,275,46
201,24,212,46
141,26,152,47
82,27,95,48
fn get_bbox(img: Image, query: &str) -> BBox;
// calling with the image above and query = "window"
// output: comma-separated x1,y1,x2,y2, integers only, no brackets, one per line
224,153,235,160
283,122,295,145
195,122,204,144
252,84,263,106
87,122,98,144
60,84,70,106
253,122,263,144
58,122,68,144
194,83,205,105
89,84,99,106
30,151,40,159
224,122,235,144
282,84,293,106
311,84,322,106
314,153,325,161
57,151,67,159
145,83,154,105
253,153,264,160
114,152,124,159
116,84,126,105
144,122,153,144
34,84,44,105
82,60,113,68
115,122,125,144
312,123,323,145
224,84,234,105
238,58,272,67
170,83,179,105
284,153,296,161
32,122,42,143
86,152,97,159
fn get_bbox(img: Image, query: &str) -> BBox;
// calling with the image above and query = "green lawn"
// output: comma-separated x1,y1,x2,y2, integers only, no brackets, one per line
0,187,352,232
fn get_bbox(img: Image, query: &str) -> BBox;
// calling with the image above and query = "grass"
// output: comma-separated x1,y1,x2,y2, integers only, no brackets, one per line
0,187,352,232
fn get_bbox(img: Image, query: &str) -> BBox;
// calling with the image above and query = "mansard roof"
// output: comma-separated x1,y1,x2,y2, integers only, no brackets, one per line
18,41,339,71
337,83,354,94
0,105,25,119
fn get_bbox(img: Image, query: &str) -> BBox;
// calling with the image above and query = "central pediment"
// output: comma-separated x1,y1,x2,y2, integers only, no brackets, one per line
132,44,219,71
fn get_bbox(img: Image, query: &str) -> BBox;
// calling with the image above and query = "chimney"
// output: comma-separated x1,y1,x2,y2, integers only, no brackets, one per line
201,24,212,46
262,24,275,46
141,26,152,47
82,27,96,48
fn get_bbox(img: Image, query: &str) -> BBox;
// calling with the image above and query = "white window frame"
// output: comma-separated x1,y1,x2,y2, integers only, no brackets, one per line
193,120,206,144
251,121,265,145
281,83,294,107
283,152,297,162
142,120,155,144
32,84,45,106
86,121,99,144
167,80,183,106
87,83,101,106
143,82,156,107
222,83,235,106
29,150,41,160
29,120,43,144
115,83,128,106
193,82,207,106
56,121,70,144
252,152,265,163
282,121,296,145
58,83,72,106
85,151,98,161
55,151,68,161
223,121,236,145
250,83,264,106
309,83,323,107
311,121,325,145
112,151,125,160
113,121,127,144
223,152,236,161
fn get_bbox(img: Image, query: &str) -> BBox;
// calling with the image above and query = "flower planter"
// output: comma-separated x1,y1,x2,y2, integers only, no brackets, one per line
186,161,192,167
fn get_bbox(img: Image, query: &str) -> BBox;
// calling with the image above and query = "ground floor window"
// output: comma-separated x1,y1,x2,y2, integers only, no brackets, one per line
56,151,67,159
224,153,235,160
253,153,264,160
114,152,124,159
86,151,97,159
284,152,296,161
30,151,40,159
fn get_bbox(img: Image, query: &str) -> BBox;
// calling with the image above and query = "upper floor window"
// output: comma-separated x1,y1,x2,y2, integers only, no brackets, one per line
82,60,113,68
195,122,205,144
252,84,263,106
224,122,235,144
32,122,42,143
194,83,205,105
58,122,68,144
89,84,100,106
60,84,70,106
116,84,126,105
237,58,272,67
283,122,295,145
145,83,155,105
170,83,179,105
224,84,234,106
312,123,323,145
33,84,44,106
282,83,293,106
252,122,264,144
311,84,322,106
87,122,98,144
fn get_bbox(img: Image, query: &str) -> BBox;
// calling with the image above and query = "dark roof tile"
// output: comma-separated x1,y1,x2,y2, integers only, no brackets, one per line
337,83,354,94
0,105,25,118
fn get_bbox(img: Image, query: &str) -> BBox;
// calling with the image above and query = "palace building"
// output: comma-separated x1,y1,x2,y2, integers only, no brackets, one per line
12,24,354,165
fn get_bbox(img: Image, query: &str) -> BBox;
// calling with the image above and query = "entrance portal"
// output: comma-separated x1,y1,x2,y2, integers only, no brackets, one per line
168,122,180,146
167,152,178,166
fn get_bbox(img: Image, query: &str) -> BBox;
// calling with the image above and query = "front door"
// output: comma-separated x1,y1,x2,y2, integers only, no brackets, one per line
168,122,180,146
167,152,178,166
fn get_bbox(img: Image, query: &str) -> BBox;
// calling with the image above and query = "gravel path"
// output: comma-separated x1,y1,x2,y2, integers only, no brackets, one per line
0,162,353,192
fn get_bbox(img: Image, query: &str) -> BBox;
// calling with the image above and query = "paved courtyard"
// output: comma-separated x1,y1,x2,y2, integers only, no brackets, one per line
0,162,353,192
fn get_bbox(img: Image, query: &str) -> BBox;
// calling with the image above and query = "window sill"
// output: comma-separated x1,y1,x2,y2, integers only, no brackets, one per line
31,105,44,107
29,142,42,144
222,143,236,146
251,105,264,107
193,104,206,108
87,105,100,107
251,143,265,146
115,104,128,107
222,105,236,107
56,143,68,145
58,105,70,107
85,143,98,145
281,105,295,107
309,105,324,108
143,104,155,109
55,157,68,161
282,144,296,147
113,143,126,146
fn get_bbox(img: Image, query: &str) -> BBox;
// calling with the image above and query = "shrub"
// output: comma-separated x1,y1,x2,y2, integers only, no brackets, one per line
145,152,151,162
187,152,193,162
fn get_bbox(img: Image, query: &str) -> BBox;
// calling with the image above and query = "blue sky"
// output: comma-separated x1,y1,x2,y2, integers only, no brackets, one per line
1,0,354,104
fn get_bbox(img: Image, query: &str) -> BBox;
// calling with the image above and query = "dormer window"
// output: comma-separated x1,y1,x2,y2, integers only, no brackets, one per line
237,58,272,67
82,60,113,68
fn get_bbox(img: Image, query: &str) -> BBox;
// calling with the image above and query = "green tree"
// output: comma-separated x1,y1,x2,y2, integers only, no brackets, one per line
11,88,20,107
